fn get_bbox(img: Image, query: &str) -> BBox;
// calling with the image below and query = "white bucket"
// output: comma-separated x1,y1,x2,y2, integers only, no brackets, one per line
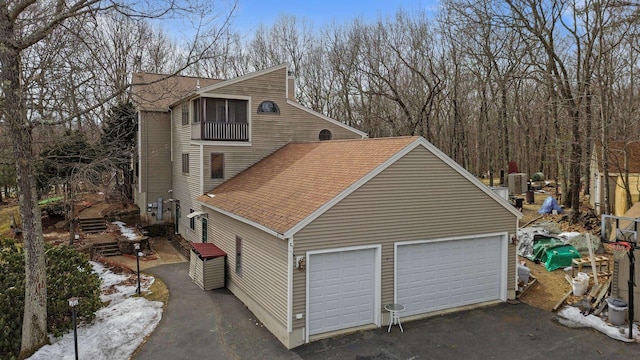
572,272,589,296
606,298,628,326
517,264,530,283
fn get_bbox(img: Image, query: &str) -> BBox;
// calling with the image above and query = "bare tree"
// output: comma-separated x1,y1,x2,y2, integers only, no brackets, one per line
177,4,640,217
0,1,236,356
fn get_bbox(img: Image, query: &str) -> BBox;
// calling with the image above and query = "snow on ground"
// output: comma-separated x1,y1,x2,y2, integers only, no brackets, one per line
112,221,138,240
557,306,640,342
28,262,163,360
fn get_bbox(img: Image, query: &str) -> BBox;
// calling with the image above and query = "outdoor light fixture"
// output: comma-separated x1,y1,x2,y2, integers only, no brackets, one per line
134,242,141,294
68,297,79,360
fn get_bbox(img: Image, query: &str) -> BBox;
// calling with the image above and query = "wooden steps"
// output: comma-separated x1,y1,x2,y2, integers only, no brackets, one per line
93,241,121,257
79,217,107,233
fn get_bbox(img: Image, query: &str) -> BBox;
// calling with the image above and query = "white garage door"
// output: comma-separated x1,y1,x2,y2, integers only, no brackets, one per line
308,248,376,335
396,236,504,317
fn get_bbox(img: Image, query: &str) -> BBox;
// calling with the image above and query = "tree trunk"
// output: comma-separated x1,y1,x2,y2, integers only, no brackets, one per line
570,109,583,220
0,29,48,358
583,87,593,196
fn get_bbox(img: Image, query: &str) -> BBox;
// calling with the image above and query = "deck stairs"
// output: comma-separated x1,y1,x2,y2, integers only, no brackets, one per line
93,241,121,257
79,217,107,234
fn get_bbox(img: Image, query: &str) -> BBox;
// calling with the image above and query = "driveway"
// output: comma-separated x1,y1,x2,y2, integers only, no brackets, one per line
136,263,639,360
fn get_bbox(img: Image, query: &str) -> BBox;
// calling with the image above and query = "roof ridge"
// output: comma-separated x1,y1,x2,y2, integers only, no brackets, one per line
287,136,419,145
133,72,223,81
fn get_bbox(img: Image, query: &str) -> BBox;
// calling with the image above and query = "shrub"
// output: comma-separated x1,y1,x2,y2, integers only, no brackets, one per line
0,239,102,359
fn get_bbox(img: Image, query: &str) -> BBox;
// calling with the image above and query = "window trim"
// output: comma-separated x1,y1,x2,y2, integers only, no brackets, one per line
210,153,224,179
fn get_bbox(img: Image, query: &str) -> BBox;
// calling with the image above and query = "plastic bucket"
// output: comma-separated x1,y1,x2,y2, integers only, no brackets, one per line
606,298,628,326
572,279,586,296
517,264,530,283
571,272,589,296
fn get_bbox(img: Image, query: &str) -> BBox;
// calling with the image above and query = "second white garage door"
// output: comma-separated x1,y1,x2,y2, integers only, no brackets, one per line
307,247,377,336
396,235,505,317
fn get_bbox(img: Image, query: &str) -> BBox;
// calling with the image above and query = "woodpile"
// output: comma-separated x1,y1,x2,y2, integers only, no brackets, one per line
557,208,601,234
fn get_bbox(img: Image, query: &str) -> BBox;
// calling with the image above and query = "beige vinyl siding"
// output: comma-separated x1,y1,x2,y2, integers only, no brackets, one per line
292,146,517,330
614,175,640,216
208,210,289,327
136,111,172,212
189,250,225,290
195,67,364,192
617,249,640,321
172,109,203,242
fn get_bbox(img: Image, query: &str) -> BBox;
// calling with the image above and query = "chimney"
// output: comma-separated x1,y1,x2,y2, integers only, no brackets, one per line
287,71,295,101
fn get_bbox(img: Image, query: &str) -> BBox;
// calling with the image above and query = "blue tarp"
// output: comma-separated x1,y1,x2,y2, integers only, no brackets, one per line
538,196,563,214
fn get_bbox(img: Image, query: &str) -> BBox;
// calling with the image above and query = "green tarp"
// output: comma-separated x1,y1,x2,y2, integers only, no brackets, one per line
527,237,581,271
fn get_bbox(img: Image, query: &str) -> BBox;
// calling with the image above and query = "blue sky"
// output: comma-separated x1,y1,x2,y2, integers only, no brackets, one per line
230,0,438,32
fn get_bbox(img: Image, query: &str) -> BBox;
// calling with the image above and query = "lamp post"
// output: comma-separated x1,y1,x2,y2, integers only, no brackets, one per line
68,297,79,360
134,242,141,294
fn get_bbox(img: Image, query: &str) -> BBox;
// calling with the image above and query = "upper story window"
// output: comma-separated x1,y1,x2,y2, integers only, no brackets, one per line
189,209,195,230
257,100,279,114
319,129,332,141
192,97,249,142
193,98,247,124
193,98,201,124
181,103,189,125
211,153,224,179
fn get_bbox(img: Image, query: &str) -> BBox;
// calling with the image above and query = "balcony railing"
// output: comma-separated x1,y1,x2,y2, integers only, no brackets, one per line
197,122,249,141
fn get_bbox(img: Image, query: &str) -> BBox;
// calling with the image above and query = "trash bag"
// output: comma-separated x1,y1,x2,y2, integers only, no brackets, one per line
538,196,563,214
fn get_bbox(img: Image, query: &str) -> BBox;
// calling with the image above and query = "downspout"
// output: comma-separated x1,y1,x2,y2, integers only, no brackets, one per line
137,110,143,194
516,211,521,299
168,108,173,162
287,237,294,334
168,107,174,223
200,143,204,194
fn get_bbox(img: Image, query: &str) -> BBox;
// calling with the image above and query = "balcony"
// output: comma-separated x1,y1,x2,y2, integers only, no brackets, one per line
193,122,249,142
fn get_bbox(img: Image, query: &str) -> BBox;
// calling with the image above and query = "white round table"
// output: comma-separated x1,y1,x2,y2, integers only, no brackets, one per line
384,303,405,332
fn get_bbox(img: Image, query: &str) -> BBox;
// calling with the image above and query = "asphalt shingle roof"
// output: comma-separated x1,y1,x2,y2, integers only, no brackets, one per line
132,72,220,111
198,137,419,235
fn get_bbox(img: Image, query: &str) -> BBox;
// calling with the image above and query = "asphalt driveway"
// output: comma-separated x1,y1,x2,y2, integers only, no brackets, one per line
136,263,639,360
